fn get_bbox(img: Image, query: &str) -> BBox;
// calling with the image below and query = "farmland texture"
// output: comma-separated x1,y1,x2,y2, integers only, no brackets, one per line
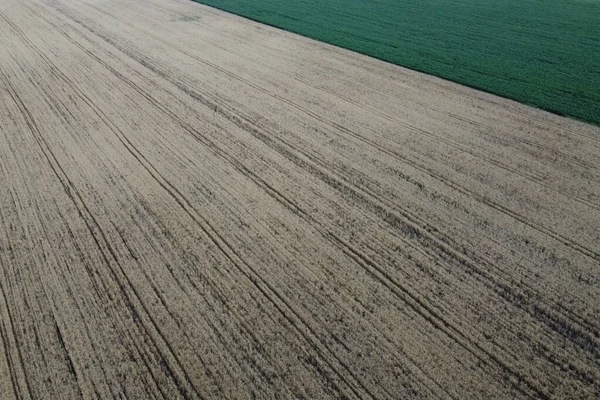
1,0,600,399
192,0,600,126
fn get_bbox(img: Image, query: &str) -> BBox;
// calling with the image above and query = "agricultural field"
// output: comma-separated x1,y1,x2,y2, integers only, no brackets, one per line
1,0,600,399
192,0,600,126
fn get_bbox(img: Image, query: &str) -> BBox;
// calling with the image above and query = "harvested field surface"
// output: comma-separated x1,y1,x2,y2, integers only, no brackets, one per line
1,0,600,399
193,0,600,125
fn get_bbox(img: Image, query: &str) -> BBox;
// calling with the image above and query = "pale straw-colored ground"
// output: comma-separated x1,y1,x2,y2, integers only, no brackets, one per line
1,0,599,398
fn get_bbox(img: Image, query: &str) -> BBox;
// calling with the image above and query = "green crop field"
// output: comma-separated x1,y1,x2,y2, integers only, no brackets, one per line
191,0,600,126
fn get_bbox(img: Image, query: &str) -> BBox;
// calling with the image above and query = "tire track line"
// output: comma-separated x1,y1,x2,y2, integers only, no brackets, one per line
109,221,235,397
27,194,93,399
35,185,149,399
49,197,169,400
121,205,304,396
2,76,154,400
109,205,252,391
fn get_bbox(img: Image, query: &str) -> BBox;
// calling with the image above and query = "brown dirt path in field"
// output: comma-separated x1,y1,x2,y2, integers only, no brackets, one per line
1,0,599,398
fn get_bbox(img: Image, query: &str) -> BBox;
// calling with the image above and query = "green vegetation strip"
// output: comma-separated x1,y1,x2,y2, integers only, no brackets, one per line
191,0,600,126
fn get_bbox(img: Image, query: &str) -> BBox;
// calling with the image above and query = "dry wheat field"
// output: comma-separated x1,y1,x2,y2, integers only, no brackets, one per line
1,0,599,399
